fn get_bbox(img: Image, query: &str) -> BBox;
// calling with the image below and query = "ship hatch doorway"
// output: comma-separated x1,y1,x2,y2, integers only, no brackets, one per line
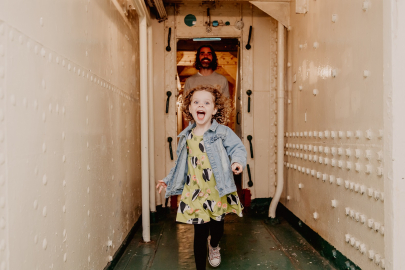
174,37,243,203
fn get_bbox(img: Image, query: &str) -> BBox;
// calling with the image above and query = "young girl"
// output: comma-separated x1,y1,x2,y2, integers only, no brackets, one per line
156,85,247,270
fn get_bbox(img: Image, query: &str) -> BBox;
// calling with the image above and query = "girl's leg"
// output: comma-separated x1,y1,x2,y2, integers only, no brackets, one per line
194,223,210,270
208,219,224,247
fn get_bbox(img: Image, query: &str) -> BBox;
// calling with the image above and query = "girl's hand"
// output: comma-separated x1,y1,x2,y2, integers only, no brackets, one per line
232,163,243,175
156,180,167,194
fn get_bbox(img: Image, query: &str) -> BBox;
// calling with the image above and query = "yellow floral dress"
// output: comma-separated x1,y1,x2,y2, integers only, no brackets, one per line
176,130,243,224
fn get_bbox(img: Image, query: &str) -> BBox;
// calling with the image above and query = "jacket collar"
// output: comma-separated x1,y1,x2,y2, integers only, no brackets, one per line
177,119,219,138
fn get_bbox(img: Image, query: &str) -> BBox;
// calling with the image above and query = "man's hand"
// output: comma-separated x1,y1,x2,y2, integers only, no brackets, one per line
156,180,167,194
231,163,243,175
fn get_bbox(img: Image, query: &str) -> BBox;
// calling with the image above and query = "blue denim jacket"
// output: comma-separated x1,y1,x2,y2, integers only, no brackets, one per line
163,120,247,198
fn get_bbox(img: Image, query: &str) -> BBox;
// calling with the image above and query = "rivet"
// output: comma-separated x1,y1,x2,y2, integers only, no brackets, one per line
349,182,355,190
344,180,350,189
377,151,383,161
64,253,67,262
364,70,370,78
298,183,303,189
324,130,330,138
360,185,366,195
42,238,47,250
34,235,38,244
374,190,380,201
306,168,310,175
346,161,352,171
362,1,370,11
338,147,343,156
365,129,372,139
40,17,44,26
56,56,60,64
313,146,318,153
42,174,47,185
313,212,319,220
345,233,351,242
34,45,39,54
368,218,374,229
62,59,66,67
378,129,383,139
331,147,337,156
380,226,385,235
374,254,381,265
42,206,47,217
354,183,360,192
313,89,319,96
331,69,337,77
87,210,90,216
338,160,344,168
299,85,303,91
62,155,66,163
331,131,336,138
63,180,66,187
329,175,335,184
365,164,372,174
63,205,66,213
42,143,46,153
68,64,71,71
331,200,337,208
336,177,343,186
88,256,91,262
350,237,355,246
368,250,375,260
332,14,338,23
346,131,352,138
287,195,290,201
62,132,65,140
87,187,90,194
322,174,327,182
355,240,361,249
40,48,46,57
355,212,360,222
33,200,38,209
377,167,383,176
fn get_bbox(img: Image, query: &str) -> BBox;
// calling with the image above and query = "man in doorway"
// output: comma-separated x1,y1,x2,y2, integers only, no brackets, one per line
183,45,230,98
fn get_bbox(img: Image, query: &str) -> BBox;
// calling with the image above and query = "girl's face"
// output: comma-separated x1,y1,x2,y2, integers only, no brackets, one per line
189,90,217,126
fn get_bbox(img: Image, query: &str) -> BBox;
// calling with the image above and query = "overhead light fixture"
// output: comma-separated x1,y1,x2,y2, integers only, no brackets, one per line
192,38,222,41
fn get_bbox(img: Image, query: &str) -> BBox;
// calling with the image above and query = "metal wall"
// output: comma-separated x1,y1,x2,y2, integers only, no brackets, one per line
282,0,385,269
0,0,142,269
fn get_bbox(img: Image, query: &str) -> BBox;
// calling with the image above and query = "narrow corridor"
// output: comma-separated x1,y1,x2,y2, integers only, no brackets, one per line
114,213,336,270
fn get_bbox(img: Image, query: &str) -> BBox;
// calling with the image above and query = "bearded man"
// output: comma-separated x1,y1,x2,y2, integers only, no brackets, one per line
183,45,230,98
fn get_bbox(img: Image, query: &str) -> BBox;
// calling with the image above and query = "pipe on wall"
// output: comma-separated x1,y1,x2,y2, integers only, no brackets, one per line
132,0,151,243
268,22,285,218
148,25,156,214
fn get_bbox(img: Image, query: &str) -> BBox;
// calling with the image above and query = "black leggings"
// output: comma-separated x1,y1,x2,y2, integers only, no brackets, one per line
193,219,224,270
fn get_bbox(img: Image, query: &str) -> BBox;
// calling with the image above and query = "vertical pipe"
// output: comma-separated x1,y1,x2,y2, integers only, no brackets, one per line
139,16,150,242
148,25,156,214
269,22,285,218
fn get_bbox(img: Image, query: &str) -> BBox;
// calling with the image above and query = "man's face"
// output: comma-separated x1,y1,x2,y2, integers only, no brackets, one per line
199,47,213,69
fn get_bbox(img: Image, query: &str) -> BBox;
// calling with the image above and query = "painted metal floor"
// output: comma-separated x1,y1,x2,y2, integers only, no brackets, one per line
114,212,336,270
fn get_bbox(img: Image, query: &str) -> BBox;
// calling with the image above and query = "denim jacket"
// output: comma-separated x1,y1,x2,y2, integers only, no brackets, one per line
163,120,247,198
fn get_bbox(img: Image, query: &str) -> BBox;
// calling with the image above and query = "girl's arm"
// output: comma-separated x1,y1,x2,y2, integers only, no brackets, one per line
222,127,247,169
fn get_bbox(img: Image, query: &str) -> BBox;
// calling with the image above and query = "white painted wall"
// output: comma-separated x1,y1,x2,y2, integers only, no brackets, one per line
0,0,142,269
283,0,385,269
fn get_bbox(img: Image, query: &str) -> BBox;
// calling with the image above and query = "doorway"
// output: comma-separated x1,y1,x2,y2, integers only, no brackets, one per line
174,38,244,205
175,38,241,135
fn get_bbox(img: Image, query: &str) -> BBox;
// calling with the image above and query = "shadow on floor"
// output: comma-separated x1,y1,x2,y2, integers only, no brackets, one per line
113,212,336,270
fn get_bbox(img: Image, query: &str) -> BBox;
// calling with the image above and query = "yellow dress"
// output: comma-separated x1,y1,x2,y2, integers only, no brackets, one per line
176,131,243,224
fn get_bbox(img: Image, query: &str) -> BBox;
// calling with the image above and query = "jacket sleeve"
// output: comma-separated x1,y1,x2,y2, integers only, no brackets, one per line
222,127,247,169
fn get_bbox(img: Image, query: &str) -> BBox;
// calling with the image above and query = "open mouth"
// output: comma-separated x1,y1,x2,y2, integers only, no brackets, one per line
197,110,205,120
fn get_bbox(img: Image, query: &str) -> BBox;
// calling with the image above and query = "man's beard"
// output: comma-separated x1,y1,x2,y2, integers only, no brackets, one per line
200,58,213,69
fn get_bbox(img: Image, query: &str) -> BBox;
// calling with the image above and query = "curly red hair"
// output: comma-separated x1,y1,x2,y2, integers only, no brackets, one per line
182,85,232,125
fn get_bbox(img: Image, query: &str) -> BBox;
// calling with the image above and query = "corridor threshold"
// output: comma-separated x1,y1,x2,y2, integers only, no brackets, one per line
112,212,336,270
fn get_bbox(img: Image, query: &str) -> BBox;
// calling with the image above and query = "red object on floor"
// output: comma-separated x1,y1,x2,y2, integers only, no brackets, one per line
170,195,178,210
241,189,251,208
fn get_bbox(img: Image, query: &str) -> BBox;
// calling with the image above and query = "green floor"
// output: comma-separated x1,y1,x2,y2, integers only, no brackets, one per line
113,213,336,270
